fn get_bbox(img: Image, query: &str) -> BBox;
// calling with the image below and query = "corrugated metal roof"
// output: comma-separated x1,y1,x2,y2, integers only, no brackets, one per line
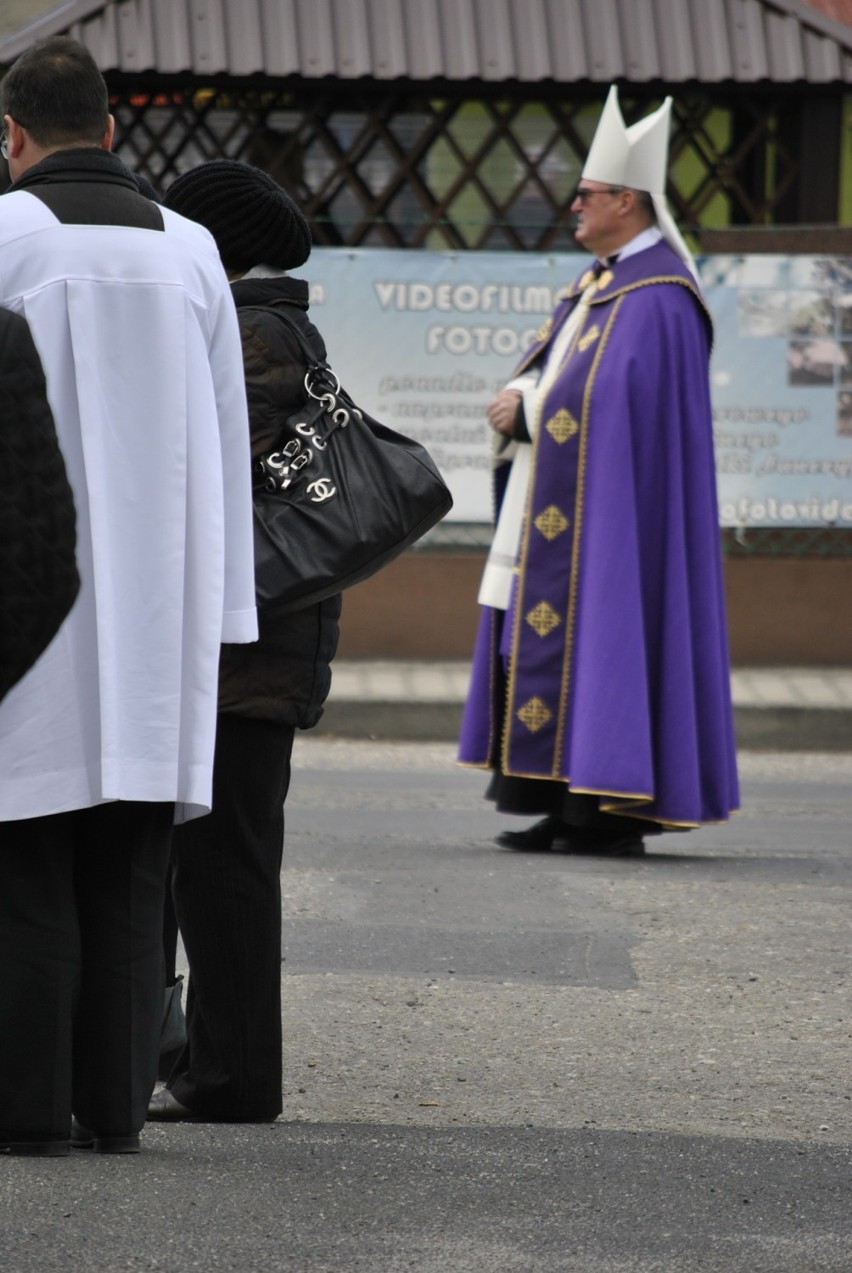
2,0,852,84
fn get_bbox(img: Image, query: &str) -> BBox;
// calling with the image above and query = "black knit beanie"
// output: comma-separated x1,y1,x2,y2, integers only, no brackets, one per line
163,159,311,272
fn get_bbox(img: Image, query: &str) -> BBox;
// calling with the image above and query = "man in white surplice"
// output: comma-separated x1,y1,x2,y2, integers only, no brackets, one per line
0,38,257,1155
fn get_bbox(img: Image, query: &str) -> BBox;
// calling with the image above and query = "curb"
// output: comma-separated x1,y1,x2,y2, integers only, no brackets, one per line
314,700,852,751
732,706,852,752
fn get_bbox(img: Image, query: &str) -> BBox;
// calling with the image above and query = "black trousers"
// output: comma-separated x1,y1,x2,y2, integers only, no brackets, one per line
0,801,172,1141
167,713,295,1120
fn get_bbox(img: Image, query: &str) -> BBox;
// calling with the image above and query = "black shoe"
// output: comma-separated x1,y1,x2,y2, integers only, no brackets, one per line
146,1089,199,1122
497,818,645,858
146,1089,278,1124
0,1138,70,1157
70,1117,140,1154
560,832,645,858
495,816,570,851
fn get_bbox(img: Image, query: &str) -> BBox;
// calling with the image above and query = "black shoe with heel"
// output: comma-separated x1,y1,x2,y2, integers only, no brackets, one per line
146,1089,199,1122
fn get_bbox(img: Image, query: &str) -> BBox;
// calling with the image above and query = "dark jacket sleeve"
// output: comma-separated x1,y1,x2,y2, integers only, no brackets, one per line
0,308,80,703
238,304,327,458
218,301,340,728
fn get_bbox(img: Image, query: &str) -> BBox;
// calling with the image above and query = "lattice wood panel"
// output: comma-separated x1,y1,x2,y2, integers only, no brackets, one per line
108,81,830,250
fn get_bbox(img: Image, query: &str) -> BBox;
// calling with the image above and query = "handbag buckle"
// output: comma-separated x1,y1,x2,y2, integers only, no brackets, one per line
305,367,340,401
257,436,313,492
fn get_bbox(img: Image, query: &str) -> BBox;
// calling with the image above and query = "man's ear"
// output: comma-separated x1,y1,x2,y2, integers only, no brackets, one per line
5,116,25,159
619,188,638,218
102,114,115,152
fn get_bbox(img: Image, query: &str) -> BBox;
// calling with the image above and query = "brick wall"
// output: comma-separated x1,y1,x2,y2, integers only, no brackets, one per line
337,552,852,666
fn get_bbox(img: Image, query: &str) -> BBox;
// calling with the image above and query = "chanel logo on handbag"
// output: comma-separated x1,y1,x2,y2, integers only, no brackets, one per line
307,477,336,503
249,304,452,616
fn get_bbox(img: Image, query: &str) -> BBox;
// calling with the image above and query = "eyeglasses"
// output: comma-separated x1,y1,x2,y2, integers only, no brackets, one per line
0,132,7,161
573,185,624,202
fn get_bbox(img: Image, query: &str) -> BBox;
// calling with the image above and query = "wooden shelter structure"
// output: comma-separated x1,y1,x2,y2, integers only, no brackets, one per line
2,0,852,246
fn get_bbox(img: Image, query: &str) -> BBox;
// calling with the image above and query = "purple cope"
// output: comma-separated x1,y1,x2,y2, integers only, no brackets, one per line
458,240,739,828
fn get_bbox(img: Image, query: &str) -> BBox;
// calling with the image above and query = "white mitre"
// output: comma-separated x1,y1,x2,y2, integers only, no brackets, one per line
582,85,697,279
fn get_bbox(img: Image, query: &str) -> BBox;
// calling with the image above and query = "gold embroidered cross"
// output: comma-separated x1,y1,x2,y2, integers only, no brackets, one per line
517,697,552,733
526,601,561,638
545,409,578,444
534,505,570,541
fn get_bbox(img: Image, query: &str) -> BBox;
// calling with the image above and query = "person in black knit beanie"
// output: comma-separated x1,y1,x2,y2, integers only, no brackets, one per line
163,159,311,272
149,161,340,1123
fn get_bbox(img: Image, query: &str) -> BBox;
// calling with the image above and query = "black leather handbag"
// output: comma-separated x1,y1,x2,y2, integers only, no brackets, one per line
250,308,453,616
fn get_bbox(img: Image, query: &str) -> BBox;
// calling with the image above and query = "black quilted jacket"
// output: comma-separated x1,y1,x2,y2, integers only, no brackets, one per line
216,276,341,727
0,307,80,702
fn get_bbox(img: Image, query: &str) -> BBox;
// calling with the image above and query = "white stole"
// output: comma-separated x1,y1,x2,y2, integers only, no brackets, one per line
478,284,595,609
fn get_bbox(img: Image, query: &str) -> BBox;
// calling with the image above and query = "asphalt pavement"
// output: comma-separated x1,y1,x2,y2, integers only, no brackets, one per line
2,740,850,1271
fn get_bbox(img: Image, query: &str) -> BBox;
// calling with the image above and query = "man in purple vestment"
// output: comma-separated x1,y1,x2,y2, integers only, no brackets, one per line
458,88,739,856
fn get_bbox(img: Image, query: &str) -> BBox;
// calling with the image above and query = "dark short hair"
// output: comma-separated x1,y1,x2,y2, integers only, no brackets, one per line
632,188,657,223
0,36,108,148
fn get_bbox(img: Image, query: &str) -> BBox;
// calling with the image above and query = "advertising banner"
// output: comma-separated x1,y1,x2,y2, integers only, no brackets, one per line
307,248,852,527
703,254,852,528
